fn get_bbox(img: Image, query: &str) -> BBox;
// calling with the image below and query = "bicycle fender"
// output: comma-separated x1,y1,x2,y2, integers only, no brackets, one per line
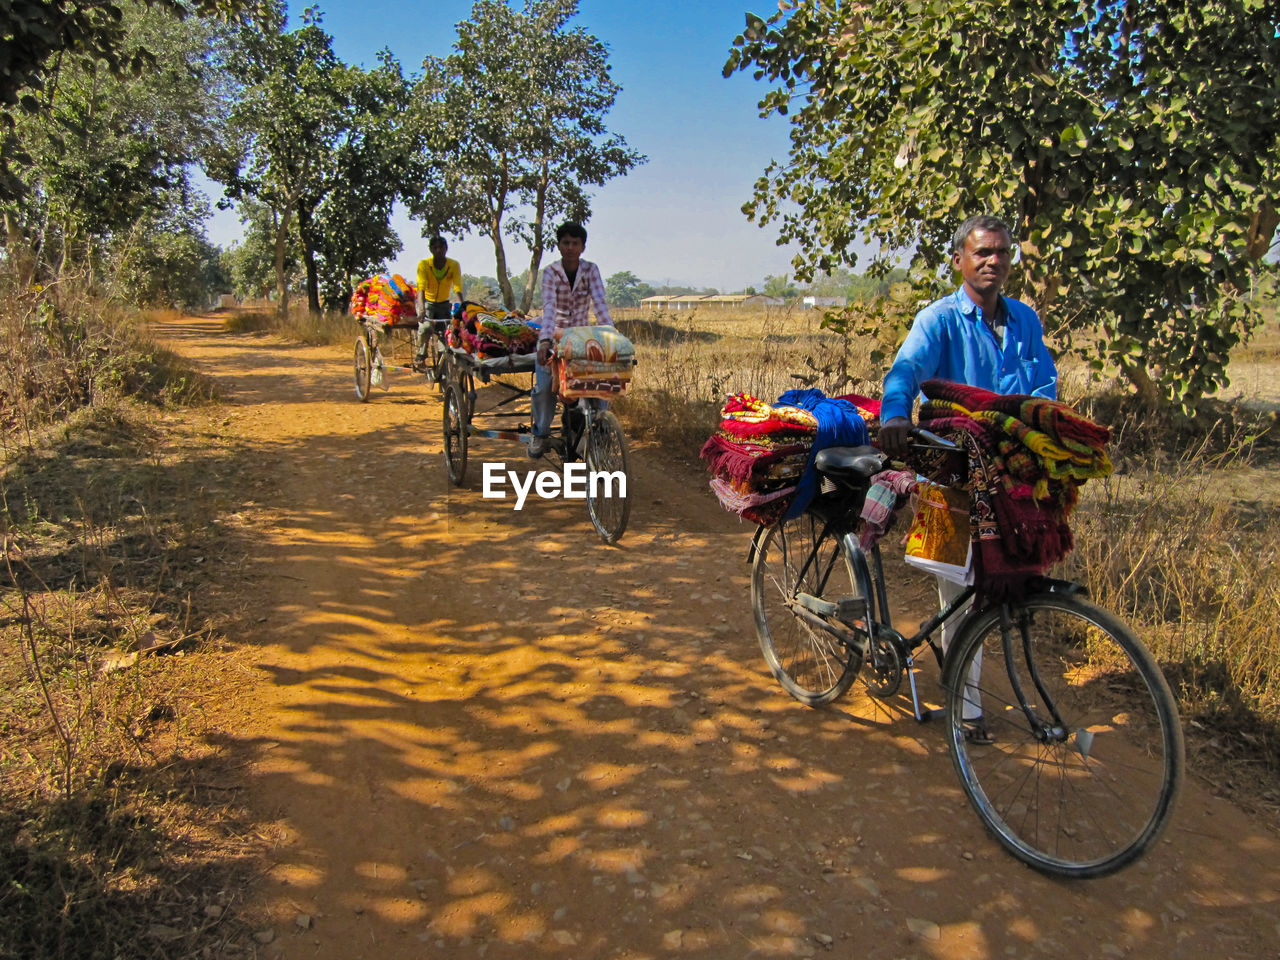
747,524,767,564
1029,576,1089,598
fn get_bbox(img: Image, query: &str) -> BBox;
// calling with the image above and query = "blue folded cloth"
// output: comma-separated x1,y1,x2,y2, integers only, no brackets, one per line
779,389,871,520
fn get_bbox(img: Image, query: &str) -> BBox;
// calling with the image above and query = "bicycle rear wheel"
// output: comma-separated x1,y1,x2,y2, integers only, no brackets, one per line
751,515,867,706
443,383,468,485
944,591,1183,878
354,334,372,402
584,410,630,543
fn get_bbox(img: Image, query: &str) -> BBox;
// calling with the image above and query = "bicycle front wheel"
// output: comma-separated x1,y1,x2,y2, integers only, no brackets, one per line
751,515,866,706
944,591,1183,878
584,411,630,543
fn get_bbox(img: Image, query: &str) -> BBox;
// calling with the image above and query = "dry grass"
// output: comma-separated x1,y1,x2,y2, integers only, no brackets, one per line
614,307,886,462
1,277,264,958
1062,439,1280,770
222,301,352,346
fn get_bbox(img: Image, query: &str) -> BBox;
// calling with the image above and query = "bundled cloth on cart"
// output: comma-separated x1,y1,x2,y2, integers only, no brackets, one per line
351,274,417,324
912,377,1113,598
700,389,879,525
554,325,635,398
448,303,539,358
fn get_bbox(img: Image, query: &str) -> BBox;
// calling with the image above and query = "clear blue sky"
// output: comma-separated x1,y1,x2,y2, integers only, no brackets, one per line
200,0,829,292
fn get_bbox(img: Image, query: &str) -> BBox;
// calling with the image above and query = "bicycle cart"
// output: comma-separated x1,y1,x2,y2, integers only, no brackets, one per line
440,339,633,544
748,429,1183,879
352,315,448,402
350,274,451,401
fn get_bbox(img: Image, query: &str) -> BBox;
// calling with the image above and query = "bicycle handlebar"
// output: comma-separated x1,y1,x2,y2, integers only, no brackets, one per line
908,427,959,451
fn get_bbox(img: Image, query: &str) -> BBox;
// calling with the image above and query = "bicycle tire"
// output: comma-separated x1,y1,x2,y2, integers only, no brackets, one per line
353,334,372,402
584,411,630,543
750,515,867,706
443,383,468,486
426,332,444,393
943,591,1183,878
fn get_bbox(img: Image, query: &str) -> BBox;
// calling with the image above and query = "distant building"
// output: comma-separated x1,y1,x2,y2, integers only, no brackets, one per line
702,294,785,309
637,293,785,310
802,296,848,309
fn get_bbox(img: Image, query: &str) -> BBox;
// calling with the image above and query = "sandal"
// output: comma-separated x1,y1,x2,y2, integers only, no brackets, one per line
963,719,996,745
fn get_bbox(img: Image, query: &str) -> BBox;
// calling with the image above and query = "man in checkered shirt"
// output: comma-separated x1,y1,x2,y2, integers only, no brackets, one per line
529,221,615,458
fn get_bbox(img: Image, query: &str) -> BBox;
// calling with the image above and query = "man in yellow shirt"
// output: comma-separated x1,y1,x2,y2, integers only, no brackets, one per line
415,236,463,367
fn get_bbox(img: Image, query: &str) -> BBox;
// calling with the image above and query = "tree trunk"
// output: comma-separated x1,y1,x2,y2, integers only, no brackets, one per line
273,206,293,317
1118,354,1161,409
1246,200,1278,260
492,217,514,310
488,162,515,310
296,202,321,314
520,160,551,314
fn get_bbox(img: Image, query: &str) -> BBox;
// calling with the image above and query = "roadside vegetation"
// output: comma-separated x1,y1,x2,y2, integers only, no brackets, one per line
0,277,262,958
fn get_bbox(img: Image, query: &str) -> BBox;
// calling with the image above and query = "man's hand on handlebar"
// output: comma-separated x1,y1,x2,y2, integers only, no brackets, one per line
537,340,553,366
879,416,913,458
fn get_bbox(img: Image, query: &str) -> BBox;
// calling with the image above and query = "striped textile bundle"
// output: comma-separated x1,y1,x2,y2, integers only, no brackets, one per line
554,326,635,399
701,392,816,522
351,275,417,324
448,303,538,357
915,379,1113,598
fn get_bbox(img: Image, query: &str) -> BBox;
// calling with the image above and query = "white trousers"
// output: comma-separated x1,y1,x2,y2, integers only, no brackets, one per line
938,577,983,722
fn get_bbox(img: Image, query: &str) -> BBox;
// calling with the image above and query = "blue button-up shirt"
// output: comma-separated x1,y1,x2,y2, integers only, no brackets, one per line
881,288,1057,422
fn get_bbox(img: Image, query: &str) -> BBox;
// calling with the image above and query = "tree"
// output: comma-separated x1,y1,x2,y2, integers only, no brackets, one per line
727,0,1280,410
605,270,646,306
217,5,403,315
3,2,232,284
0,0,250,206
106,188,228,308
310,51,415,311
463,273,502,302
409,0,644,312
762,273,797,300
224,196,299,301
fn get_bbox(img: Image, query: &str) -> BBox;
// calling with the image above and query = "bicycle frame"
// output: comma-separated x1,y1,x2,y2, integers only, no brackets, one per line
749,440,1089,726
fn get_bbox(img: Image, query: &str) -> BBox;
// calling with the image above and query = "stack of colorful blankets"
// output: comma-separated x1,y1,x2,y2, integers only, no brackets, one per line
701,389,879,525
554,325,635,398
351,274,417,324
448,303,539,358
914,378,1113,598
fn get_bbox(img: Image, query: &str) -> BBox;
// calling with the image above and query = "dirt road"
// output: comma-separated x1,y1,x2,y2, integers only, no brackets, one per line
158,315,1279,960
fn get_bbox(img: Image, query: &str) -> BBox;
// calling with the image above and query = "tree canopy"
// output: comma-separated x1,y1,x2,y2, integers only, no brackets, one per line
728,0,1280,409
3,0,234,305
409,0,644,312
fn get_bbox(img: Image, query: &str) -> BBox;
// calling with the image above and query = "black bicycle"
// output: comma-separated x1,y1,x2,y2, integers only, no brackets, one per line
749,430,1184,879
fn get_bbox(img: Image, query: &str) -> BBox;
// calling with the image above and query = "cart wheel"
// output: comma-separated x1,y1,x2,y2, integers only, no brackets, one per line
585,410,630,543
354,334,372,402
443,383,469,485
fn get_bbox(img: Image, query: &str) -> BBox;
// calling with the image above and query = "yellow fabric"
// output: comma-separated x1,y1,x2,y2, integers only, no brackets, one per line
904,483,971,568
416,257,462,303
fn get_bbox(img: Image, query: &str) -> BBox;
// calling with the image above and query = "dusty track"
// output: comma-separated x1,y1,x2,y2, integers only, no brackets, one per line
158,315,1278,960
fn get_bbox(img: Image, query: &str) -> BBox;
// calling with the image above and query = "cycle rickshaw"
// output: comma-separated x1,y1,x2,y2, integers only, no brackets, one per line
351,275,450,401
440,325,634,544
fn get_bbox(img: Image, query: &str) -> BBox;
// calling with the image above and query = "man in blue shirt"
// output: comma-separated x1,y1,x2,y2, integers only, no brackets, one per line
879,214,1057,743
879,214,1057,457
